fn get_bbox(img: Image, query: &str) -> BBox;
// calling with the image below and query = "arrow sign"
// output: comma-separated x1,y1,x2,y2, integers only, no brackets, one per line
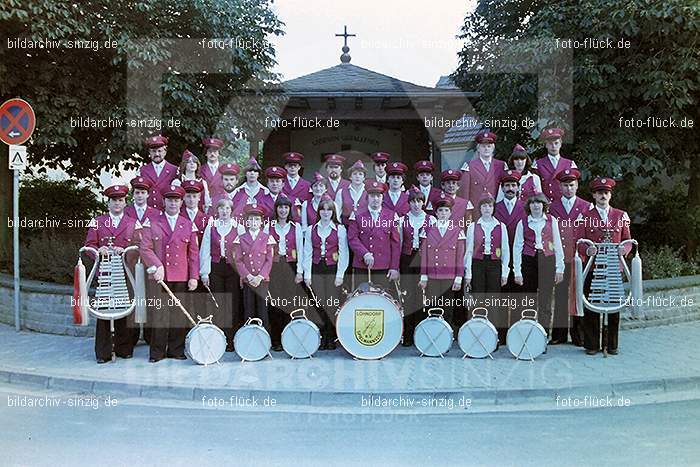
9,145,27,170
0,98,36,145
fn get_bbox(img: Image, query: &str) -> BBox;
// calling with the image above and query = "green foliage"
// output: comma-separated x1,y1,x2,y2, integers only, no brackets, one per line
19,231,84,284
0,0,284,178
641,245,700,279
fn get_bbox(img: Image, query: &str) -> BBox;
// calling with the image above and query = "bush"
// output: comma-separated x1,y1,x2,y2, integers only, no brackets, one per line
641,245,700,280
19,231,85,285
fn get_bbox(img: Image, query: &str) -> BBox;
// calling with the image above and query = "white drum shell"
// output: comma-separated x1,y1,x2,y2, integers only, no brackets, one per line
413,316,453,357
336,290,403,360
458,317,498,358
185,323,226,365
282,318,321,359
234,323,272,362
506,319,548,360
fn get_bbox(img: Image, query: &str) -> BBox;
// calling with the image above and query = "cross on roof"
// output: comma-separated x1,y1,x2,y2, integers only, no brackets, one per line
335,25,356,47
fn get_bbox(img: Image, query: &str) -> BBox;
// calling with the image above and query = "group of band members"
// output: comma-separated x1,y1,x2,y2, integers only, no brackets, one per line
84,127,632,363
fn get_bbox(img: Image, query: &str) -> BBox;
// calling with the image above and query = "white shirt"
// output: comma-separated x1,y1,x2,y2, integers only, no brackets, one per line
274,222,291,255
265,222,304,275
249,228,260,241
109,213,123,229
562,196,575,214
596,205,610,224
480,157,492,172
244,181,262,199
512,215,565,277
165,212,178,231
464,217,510,280
134,204,147,221
419,184,431,200
287,175,299,190
186,207,198,222
375,174,387,184
199,218,234,277
329,178,340,192
152,160,165,177
548,154,560,170
302,222,349,281
348,184,365,207
368,207,381,223
388,190,401,205
436,219,449,237
503,196,517,215
406,211,426,249
207,162,219,175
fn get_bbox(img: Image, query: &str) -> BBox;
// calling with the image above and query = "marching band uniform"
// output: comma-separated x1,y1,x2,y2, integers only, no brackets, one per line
200,213,240,351
139,135,178,209
419,196,466,327
301,172,337,228
348,181,401,292
465,199,510,340
383,162,410,216
200,137,225,199
260,166,291,220
324,154,350,200
414,160,442,214
124,177,161,224
549,169,591,345
398,189,433,346
532,128,578,201
180,179,209,244
282,152,312,204
496,144,542,202
230,159,270,221
513,195,565,335
84,184,142,363
459,131,507,212
578,177,632,355
371,152,390,184
172,150,211,213
208,163,241,217
139,185,200,362
302,197,350,349
266,196,305,350
231,206,276,331
335,160,369,225
441,169,473,230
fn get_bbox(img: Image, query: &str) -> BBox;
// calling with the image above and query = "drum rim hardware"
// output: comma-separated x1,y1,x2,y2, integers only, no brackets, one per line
235,317,273,362
282,308,321,359
459,307,498,360
506,308,547,361
414,307,453,358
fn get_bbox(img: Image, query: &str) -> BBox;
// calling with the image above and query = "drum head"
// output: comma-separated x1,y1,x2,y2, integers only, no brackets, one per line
282,319,321,359
413,317,453,357
458,318,498,358
185,324,226,365
234,324,272,362
336,292,403,360
507,320,547,360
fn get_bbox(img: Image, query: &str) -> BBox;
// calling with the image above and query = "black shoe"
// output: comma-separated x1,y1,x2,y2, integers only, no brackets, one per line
326,340,337,350
149,357,164,363
272,344,283,352
96,358,110,364
117,353,133,359
607,348,619,355
585,349,598,356
548,339,565,345
170,355,187,360
402,339,413,347
572,340,583,347
226,343,234,352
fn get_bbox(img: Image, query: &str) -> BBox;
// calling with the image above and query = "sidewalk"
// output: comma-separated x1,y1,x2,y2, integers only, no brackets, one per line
1,322,699,412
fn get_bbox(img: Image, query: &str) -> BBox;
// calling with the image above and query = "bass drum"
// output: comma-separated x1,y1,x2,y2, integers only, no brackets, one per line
336,283,403,360
281,309,321,359
185,322,227,365
507,309,548,360
234,318,272,362
458,307,498,359
413,307,453,357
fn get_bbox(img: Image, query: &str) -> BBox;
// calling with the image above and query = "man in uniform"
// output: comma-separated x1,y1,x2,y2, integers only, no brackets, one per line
578,177,632,356
125,177,161,224
324,153,350,200
208,163,241,217
414,160,442,214
532,127,578,201
84,184,142,363
459,130,507,213
282,152,312,204
140,185,199,362
348,181,401,293
548,168,592,345
200,137,225,199
260,166,288,219
230,158,270,220
383,162,410,216
371,152,390,184
335,160,369,225
181,179,209,243
139,135,178,209
441,169,473,230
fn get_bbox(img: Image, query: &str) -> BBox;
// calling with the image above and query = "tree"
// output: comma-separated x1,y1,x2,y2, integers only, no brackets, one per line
453,0,700,255
0,0,284,267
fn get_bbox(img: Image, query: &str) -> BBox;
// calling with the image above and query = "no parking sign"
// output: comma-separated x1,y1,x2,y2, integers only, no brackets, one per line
0,98,36,145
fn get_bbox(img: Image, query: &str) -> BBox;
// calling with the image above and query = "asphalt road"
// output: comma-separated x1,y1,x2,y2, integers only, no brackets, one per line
1,386,698,466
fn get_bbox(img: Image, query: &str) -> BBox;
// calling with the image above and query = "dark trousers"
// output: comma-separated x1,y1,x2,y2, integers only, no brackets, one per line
242,281,270,332
552,266,583,344
354,267,395,298
400,251,424,344
471,256,505,341
95,315,136,360
209,259,241,347
583,274,619,351
149,281,188,360
426,278,458,329
521,252,555,336
269,260,304,346
310,260,340,343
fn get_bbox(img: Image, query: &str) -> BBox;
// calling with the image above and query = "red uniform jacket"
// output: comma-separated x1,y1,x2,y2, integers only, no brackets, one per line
576,207,632,261
200,163,224,200
84,214,141,261
495,199,526,251
124,204,160,225
400,212,432,256
348,208,401,270
549,196,591,263
532,155,577,201
420,222,466,280
459,158,507,209
139,161,178,209
180,207,209,244
231,230,275,282
336,185,368,225
139,213,199,282
383,190,410,217
230,184,270,220
283,176,312,204
326,178,350,200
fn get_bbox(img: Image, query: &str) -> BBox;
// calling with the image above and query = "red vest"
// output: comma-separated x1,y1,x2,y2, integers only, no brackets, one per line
311,224,339,266
473,223,502,259
269,223,299,263
522,215,555,257
209,224,237,263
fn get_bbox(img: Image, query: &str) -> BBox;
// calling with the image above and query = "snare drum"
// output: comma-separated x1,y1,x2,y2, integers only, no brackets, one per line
336,284,403,360
234,317,272,362
413,307,453,357
281,309,321,359
458,307,498,359
185,319,227,365
506,309,547,360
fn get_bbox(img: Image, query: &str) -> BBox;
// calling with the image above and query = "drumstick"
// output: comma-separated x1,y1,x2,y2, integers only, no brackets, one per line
158,280,197,327
367,266,372,284
306,283,321,309
203,283,220,308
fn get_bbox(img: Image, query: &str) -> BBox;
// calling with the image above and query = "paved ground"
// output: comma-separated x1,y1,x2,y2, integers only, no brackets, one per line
2,384,699,466
1,322,699,411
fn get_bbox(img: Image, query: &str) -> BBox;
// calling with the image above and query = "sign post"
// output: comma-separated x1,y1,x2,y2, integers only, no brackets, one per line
1,98,36,332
